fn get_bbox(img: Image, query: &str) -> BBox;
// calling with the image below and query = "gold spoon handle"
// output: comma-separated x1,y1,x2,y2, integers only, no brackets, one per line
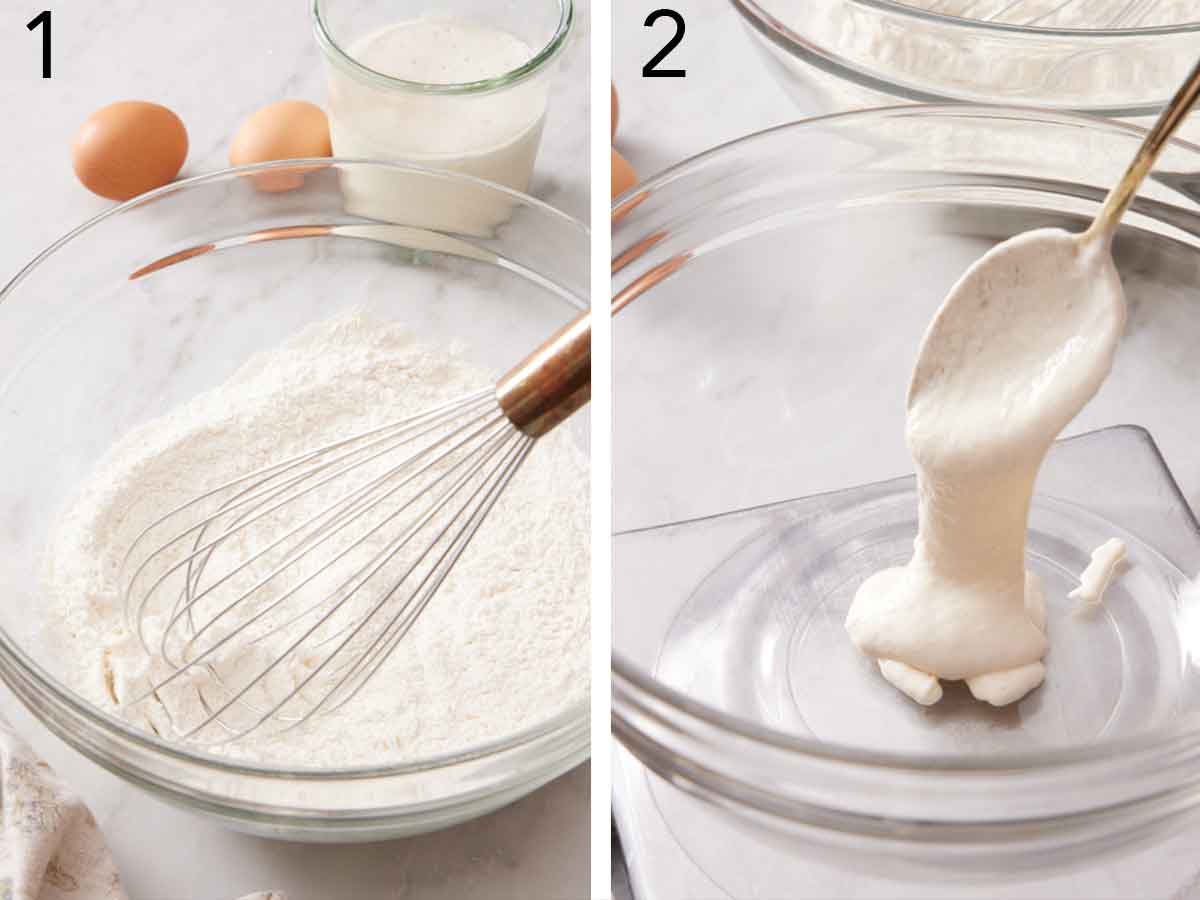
1088,55,1200,242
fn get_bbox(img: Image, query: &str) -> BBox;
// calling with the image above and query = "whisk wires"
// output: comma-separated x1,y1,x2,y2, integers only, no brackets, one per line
119,388,537,745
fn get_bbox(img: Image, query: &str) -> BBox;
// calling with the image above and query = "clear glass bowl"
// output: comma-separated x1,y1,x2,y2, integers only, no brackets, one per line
611,106,1200,884
731,0,1200,130
0,160,589,842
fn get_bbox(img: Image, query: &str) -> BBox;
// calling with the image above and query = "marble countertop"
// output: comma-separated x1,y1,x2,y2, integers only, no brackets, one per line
0,2,589,899
611,5,792,897
612,0,795,189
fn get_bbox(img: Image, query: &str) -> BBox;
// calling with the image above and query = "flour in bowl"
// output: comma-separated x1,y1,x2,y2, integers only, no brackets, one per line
897,0,1200,28
42,311,589,766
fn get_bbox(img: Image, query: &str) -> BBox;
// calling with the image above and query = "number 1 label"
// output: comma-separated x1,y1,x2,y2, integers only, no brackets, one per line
27,10,51,79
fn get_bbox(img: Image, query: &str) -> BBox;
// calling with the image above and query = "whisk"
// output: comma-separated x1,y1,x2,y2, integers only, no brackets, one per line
122,311,589,744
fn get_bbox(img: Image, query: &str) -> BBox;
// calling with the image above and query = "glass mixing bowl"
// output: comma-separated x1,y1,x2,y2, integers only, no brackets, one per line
611,107,1200,888
731,0,1200,131
0,160,589,842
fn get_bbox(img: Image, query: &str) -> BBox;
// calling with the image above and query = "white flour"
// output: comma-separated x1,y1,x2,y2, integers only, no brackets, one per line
42,311,589,767
898,0,1200,28
788,0,1200,135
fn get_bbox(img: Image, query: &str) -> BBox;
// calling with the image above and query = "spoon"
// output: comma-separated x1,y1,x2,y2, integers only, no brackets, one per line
909,55,1200,443
845,57,1200,708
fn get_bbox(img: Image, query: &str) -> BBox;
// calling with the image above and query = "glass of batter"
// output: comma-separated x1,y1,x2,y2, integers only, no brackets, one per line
312,0,573,233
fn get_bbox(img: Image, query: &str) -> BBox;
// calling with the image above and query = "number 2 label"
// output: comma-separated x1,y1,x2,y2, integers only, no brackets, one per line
643,9,685,78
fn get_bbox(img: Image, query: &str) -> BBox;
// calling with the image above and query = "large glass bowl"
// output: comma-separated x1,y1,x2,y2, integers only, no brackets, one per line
731,0,1200,132
0,160,589,842
611,106,1200,888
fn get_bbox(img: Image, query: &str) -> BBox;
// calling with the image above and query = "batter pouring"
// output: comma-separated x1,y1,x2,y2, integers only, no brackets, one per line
845,228,1127,706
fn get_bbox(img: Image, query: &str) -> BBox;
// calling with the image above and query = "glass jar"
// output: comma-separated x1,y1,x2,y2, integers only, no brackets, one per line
312,0,572,233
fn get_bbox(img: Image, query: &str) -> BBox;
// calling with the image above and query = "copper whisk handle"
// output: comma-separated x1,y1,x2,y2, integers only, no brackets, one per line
496,310,591,438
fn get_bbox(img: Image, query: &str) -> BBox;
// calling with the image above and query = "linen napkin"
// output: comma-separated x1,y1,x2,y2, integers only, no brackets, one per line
0,710,285,900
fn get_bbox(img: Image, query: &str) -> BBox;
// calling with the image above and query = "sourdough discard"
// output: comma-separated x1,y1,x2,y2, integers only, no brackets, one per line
846,230,1126,707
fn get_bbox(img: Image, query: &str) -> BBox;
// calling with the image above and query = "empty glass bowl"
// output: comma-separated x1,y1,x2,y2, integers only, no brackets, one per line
612,106,1200,892
0,160,589,841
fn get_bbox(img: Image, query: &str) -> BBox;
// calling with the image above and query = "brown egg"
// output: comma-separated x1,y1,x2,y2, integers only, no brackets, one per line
72,101,188,201
611,83,619,140
230,100,331,192
612,148,637,199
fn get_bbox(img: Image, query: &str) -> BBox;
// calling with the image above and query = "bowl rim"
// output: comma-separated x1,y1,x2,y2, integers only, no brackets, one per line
312,0,573,96
610,102,1200,776
0,157,590,782
730,0,1200,117
735,0,1200,37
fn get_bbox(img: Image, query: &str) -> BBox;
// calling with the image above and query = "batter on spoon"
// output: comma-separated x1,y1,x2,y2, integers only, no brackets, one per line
845,228,1126,707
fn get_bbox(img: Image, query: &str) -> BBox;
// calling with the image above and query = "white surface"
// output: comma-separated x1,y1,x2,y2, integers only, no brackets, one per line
612,4,1200,899
612,0,794,181
0,1,590,898
612,9,808,898
611,8,818,896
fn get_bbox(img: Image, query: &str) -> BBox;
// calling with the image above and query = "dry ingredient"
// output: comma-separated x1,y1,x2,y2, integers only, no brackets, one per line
790,0,1200,139
901,0,1200,28
43,311,589,766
